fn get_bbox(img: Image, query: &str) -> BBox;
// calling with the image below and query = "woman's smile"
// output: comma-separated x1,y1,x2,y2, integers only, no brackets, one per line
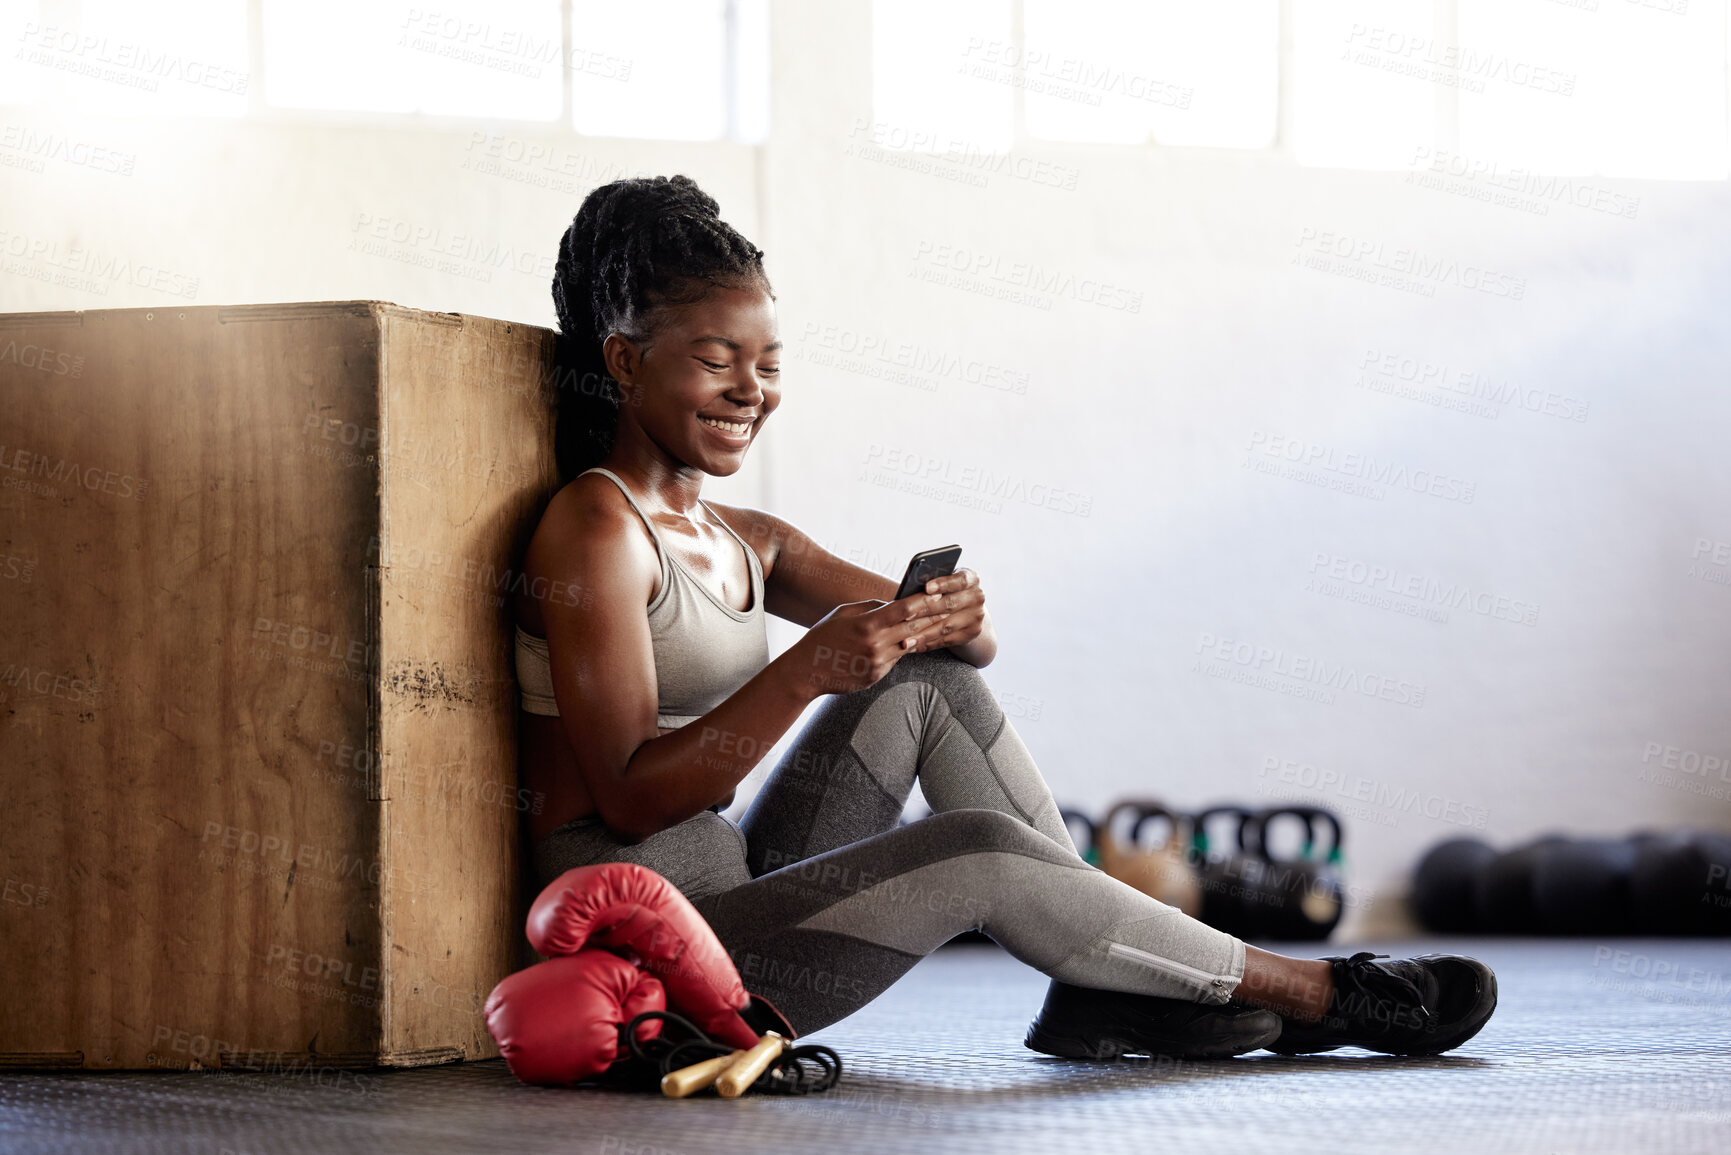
697,412,756,442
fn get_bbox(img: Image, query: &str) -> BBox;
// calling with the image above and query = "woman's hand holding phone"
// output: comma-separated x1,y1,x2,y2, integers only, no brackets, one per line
898,567,986,655
788,568,990,698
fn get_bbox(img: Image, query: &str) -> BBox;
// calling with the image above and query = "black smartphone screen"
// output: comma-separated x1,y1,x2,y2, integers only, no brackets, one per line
895,545,962,600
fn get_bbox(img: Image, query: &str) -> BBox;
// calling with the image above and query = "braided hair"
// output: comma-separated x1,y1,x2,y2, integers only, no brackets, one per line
549,174,772,481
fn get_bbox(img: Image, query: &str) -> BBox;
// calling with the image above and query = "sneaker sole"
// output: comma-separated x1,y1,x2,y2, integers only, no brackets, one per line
1024,1018,1282,1061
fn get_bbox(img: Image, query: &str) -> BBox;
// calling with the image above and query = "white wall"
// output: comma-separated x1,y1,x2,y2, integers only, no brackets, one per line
5,1,1728,935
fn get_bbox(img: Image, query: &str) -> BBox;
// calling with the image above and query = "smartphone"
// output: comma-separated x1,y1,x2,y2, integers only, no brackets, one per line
895,545,963,600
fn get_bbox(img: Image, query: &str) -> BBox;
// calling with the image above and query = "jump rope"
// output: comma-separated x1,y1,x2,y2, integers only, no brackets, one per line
619,1010,844,1099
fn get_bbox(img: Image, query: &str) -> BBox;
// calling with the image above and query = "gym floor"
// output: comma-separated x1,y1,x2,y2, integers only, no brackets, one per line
3,938,1726,1155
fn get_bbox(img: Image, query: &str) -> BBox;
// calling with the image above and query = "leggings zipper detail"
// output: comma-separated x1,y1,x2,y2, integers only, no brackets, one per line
1106,940,1233,992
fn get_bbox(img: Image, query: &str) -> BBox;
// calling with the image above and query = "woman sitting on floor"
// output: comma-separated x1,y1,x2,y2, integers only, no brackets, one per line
510,174,1498,1059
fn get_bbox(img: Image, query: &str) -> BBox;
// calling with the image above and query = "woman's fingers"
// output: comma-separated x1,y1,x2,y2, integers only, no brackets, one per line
921,569,983,616
897,610,948,640
901,607,983,652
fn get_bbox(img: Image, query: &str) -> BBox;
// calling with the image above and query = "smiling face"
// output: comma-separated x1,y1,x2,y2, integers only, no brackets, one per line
602,282,781,478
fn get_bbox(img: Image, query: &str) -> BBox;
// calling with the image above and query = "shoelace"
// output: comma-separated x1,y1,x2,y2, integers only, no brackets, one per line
1332,952,1438,1035
620,1010,844,1095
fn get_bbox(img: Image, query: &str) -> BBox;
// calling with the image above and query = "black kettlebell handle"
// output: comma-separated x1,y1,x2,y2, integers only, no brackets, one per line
1129,804,1185,850
1245,806,1344,863
1189,805,1256,857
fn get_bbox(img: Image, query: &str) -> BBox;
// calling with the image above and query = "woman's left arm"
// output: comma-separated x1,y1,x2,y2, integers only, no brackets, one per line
710,504,998,668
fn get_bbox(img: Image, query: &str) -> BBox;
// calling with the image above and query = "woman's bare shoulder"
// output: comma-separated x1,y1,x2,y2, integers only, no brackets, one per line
701,498,782,569
516,473,658,630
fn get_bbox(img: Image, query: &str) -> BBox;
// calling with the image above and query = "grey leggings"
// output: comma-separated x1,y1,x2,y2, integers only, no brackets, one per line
531,650,1245,1035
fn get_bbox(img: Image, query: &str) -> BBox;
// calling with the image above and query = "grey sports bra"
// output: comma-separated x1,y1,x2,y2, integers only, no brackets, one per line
513,466,769,730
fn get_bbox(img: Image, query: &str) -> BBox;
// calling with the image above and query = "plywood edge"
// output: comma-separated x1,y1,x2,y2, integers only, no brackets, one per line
374,303,463,328
217,1050,397,1072
0,310,84,328
378,1046,467,1069
0,1052,86,1069
0,303,555,330
218,301,394,324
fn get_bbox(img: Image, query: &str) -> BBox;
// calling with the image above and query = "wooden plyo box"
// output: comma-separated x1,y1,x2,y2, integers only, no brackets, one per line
0,301,559,1070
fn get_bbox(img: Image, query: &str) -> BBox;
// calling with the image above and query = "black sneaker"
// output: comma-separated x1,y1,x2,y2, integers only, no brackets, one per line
1025,979,1283,1060
1267,952,1498,1056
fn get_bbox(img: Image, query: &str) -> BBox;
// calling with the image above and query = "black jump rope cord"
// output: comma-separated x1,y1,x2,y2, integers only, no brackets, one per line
621,1010,844,1095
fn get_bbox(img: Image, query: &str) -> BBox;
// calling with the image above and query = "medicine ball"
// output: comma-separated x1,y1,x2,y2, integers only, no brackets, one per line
1410,838,1496,933
1631,831,1731,935
1475,835,1569,933
1530,837,1638,935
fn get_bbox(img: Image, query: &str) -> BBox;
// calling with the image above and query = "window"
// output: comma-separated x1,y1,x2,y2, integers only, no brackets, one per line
872,0,1013,152
1456,0,1728,179
1023,0,1278,148
1291,0,1437,170
264,0,563,120
17,0,248,117
871,0,1731,179
572,0,731,140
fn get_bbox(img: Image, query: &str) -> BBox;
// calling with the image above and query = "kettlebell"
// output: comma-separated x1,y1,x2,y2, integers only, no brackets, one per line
1188,805,1260,937
1096,799,1166,888
1059,807,1100,866
1240,806,1346,941
1122,805,1205,916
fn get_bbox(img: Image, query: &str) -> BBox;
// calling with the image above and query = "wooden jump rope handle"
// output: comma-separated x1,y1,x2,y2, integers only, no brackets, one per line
659,1050,745,1099
715,1032,786,1099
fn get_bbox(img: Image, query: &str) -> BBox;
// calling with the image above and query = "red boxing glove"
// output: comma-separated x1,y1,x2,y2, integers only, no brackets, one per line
484,950,665,1086
527,863,761,1051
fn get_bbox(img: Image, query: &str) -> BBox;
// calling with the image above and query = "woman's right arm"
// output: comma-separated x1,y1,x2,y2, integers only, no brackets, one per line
534,483,945,842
